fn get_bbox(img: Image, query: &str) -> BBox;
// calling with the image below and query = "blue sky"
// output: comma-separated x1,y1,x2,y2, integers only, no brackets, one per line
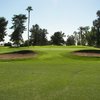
0,0,100,41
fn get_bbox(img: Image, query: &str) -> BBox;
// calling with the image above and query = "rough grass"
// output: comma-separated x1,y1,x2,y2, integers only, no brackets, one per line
0,46,100,100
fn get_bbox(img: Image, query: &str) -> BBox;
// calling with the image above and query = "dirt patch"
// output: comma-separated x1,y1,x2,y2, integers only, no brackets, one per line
73,49,100,57
0,50,37,59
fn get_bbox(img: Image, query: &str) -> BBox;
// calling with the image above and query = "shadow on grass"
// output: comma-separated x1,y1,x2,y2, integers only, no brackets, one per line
4,50,35,54
74,49,100,54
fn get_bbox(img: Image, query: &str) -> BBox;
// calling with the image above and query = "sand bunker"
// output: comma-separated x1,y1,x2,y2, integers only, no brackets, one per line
0,50,36,59
73,49,100,57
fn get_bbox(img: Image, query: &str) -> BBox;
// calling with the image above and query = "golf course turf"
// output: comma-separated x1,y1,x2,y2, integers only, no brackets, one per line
0,46,100,100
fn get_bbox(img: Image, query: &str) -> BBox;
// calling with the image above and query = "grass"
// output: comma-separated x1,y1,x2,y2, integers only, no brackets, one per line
0,46,100,100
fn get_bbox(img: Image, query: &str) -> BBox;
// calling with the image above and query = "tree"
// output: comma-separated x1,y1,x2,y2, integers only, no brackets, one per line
51,31,65,45
93,10,100,47
82,26,90,45
0,17,8,42
30,24,48,45
78,26,90,45
78,26,84,45
73,31,79,46
97,10,100,17
39,29,48,45
66,35,75,45
26,6,33,47
86,27,96,46
10,14,27,47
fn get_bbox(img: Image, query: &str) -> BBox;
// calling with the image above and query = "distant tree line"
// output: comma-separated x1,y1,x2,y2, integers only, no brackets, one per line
0,10,100,47
67,10,100,47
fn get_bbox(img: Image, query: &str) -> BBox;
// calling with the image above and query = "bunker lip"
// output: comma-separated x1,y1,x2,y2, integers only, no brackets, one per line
0,50,36,59
73,49,100,57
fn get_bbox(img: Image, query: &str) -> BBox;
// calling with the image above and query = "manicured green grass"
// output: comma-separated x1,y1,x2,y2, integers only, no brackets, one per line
0,46,100,100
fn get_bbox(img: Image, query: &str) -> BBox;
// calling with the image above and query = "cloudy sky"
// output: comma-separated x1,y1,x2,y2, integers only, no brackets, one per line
0,0,100,41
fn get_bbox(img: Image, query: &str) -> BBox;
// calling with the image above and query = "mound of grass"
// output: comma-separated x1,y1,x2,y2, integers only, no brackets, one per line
5,50,35,54
74,49,100,53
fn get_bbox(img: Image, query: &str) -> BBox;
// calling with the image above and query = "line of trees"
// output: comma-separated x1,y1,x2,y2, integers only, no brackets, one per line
0,10,100,47
67,10,100,47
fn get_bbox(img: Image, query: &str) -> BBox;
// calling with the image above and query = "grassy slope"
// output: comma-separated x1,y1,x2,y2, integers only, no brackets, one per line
0,46,100,100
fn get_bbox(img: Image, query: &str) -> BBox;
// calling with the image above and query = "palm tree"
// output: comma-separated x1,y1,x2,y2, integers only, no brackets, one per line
26,6,33,47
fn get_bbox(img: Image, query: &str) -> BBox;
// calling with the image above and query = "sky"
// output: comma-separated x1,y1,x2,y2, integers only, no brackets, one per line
0,0,100,42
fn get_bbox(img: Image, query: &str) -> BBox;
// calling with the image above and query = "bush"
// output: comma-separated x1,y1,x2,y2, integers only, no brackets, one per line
4,42,12,46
